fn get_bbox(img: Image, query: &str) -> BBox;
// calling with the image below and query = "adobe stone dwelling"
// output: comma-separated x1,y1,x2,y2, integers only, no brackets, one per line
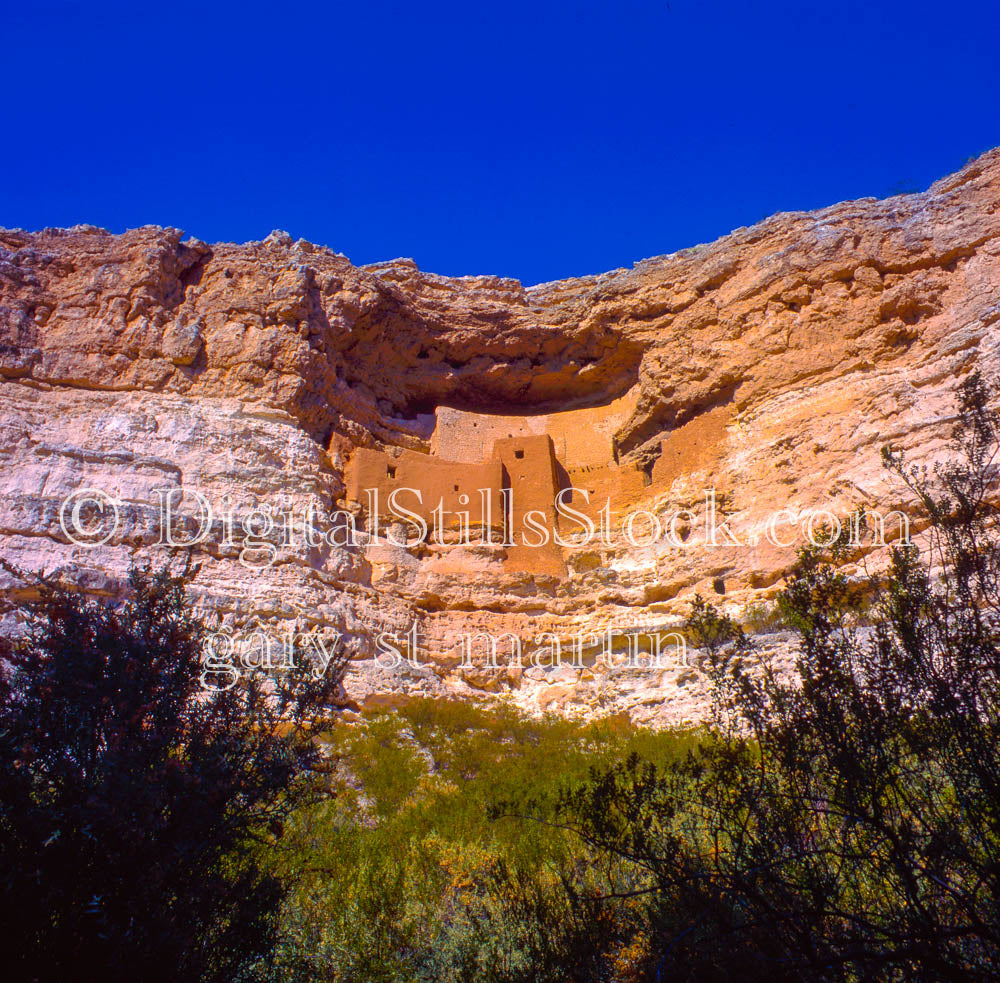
344,389,732,577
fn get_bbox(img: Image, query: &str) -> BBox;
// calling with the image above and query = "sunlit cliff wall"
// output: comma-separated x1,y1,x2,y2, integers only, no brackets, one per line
3,149,1000,723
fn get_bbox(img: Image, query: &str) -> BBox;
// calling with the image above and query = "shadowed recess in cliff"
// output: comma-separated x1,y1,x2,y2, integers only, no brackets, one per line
336,289,645,418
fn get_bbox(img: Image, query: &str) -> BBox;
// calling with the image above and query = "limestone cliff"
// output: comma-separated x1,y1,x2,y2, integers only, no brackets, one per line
2,149,1000,724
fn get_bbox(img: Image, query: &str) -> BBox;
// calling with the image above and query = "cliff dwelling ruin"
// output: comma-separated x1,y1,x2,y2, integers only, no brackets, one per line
344,387,735,577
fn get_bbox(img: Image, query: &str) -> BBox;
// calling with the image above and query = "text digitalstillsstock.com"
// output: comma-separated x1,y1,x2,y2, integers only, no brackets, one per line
58,486,912,568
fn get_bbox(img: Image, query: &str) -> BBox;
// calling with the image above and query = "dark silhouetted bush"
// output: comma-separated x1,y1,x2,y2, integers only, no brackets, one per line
0,564,344,983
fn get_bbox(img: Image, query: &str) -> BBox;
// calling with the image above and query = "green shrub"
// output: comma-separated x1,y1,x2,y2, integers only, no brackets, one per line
0,563,344,983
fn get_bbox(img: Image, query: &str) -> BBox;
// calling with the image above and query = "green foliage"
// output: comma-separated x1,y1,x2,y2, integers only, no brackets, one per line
0,563,345,983
740,598,789,634
266,699,700,981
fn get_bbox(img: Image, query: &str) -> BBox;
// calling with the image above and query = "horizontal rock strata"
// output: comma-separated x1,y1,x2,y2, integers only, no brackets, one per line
2,150,1000,724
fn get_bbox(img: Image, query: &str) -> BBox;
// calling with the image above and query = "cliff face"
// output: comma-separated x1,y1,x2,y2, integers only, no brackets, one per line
3,151,1000,724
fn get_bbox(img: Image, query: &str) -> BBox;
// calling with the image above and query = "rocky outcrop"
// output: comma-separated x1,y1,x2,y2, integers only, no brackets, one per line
2,150,1000,725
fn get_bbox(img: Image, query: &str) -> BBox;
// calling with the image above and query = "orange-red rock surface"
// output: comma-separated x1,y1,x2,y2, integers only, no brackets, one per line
2,149,1000,723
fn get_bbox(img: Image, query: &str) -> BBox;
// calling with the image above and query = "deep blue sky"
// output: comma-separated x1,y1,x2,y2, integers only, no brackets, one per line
4,1,999,285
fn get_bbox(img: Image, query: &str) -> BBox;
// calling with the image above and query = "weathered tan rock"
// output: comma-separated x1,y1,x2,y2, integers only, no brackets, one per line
2,149,1000,725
